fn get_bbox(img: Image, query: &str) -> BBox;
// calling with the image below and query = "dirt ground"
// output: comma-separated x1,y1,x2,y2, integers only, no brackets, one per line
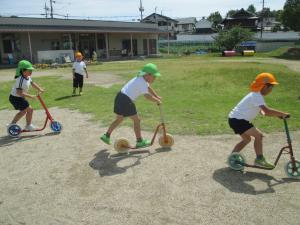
1,59,300,225
1,109,300,225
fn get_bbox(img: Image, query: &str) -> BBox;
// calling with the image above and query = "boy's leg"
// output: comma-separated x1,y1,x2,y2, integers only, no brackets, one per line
100,114,123,144
107,115,124,135
243,127,263,156
232,133,251,153
25,106,33,126
129,114,151,147
73,74,78,95
79,75,83,94
129,114,142,139
11,109,27,124
244,127,274,168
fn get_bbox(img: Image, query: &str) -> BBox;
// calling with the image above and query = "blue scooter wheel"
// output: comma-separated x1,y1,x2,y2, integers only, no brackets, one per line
50,121,62,133
227,152,246,171
285,160,300,179
7,124,22,137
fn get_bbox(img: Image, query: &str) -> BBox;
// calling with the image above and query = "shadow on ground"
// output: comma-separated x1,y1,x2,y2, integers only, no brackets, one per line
0,132,60,147
89,147,172,177
55,95,80,101
213,167,300,195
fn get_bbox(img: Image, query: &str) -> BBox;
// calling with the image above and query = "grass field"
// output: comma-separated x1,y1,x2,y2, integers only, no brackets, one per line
1,55,300,135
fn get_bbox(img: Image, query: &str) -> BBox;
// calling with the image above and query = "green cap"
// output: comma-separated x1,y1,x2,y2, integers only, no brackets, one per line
137,63,161,77
15,60,34,78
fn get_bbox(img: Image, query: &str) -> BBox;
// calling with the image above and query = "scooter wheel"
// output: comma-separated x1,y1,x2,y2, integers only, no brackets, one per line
114,138,130,153
50,121,62,133
285,160,300,179
227,152,246,171
158,133,174,148
7,124,22,138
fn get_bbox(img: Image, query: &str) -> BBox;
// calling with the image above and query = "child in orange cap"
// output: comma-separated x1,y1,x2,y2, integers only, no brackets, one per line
72,52,88,96
100,63,162,148
228,73,289,169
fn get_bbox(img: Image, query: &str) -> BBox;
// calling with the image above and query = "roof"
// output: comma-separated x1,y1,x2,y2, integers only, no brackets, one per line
195,19,213,29
0,17,165,33
226,8,259,20
176,17,197,25
141,13,178,23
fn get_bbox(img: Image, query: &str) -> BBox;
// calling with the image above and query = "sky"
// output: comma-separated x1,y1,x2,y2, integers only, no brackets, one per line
0,0,287,21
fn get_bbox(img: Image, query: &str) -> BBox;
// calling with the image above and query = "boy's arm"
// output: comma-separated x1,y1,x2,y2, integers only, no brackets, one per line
16,89,36,99
148,86,161,99
144,93,161,105
260,105,289,118
84,68,88,78
31,82,44,93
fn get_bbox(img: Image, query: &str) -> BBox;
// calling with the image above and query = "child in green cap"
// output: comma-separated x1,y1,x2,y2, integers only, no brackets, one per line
100,63,162,148
8,60,44,131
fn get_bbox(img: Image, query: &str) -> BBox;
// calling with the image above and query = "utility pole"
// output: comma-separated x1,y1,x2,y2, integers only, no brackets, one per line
50,0,56,19
44,2,49,18
139,0,144,21
260,0,265,38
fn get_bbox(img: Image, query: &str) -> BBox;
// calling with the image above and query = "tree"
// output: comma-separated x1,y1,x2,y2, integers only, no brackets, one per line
226,10,238,18
282,0,300,31
247,4,256,14
207,11,223,28
214,26,255,50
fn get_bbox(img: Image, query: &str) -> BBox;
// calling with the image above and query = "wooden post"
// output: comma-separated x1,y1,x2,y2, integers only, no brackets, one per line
105,33,109,59
27,32,33,62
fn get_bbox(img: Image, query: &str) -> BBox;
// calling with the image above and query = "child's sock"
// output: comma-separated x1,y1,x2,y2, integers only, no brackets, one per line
137,138,142,142
256,155,264,160
105,132,110,138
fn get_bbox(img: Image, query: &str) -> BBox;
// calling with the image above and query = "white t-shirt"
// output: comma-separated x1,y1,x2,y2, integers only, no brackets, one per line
229,92,266,121
121,76,149,101
72,61,86,75
11,76,32,97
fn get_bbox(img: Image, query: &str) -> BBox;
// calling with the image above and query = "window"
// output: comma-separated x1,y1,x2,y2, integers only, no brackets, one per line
3,40,12,53
51,41,60,50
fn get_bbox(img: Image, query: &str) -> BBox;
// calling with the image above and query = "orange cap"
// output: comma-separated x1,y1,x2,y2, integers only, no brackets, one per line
250,73,279,92
75,52,82,58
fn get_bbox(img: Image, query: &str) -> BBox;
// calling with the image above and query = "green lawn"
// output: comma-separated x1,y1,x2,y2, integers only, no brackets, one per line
1,55,300,135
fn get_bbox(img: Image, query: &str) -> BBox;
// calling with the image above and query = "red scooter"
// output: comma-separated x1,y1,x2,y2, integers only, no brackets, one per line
7,94,62,138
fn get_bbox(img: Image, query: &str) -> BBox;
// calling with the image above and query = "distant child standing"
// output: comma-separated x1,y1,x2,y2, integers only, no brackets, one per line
72,52,88,96
228,73,289,169
100,63,162,148
8,60,44,131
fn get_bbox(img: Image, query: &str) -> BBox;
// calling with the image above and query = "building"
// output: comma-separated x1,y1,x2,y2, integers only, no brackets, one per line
141,13,178,39
195,18,215,34
176,17,196,34
221,8,259,31
0,17,164,65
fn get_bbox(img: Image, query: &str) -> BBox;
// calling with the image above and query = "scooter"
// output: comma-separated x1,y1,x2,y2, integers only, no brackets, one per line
227,117,300,179
114,104,174,153
7,94,62,138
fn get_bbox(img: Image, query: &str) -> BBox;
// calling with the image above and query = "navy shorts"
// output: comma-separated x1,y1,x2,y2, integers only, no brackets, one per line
228,118,254,135
73,73,84,88
114,92,137,117
9,94,29,111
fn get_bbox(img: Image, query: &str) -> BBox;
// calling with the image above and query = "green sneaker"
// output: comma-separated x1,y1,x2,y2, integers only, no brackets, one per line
136,139,151,148
100,134,111,145
255,157,275,169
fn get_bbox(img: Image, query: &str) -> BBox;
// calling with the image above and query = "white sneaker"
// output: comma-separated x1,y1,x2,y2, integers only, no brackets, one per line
6,123,16,127
24,124,36,131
